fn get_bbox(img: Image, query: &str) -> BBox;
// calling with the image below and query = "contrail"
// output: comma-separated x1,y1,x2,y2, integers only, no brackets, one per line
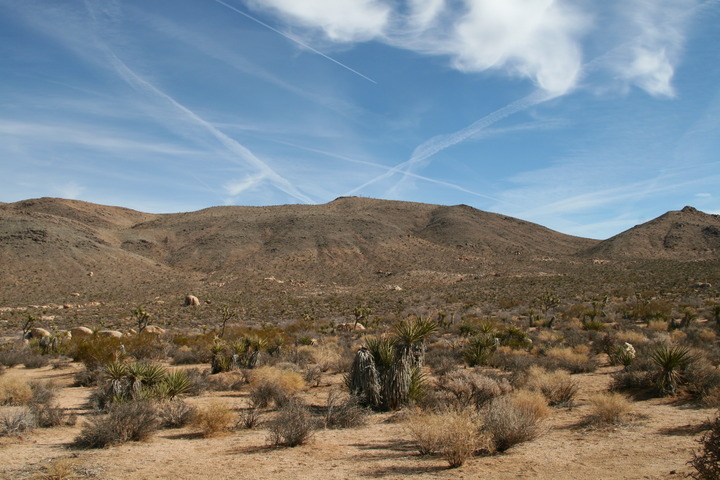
105,50,315,204
213,0,377,84
344,89,553,196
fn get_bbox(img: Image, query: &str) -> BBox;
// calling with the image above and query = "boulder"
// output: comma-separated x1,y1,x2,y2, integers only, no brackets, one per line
141,325,165,335
185,295,200,306
24,327,51,340
98,330,123,338
70,326,94,338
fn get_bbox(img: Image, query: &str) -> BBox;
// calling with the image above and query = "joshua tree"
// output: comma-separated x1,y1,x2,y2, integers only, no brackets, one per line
132,306,151,333
218,305,237,339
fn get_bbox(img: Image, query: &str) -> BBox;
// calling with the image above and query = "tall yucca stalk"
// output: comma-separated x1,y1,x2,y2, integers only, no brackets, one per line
347,347,382,409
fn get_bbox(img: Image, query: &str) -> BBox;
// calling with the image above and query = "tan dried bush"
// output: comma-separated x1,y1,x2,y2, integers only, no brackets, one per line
0,375,33,405
586,392,633,425
266,400,316,447
405,409,490,468
544,347,597,373
248,366,305,393
73,400,159,448
518,366,578,407
437,370,512,410
191,400,235,437
483,391,547,452
616,330,649,345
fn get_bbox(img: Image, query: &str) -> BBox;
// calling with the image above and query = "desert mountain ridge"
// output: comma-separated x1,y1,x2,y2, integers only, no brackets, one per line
0,197,718,306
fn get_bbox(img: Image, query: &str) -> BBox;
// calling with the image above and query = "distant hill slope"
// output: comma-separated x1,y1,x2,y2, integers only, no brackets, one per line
1,197,717,304
583,206,720,260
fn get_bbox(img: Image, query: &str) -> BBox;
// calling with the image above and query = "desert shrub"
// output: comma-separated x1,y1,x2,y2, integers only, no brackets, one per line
609,342,637,367
247,366,305,408
28,381,57,406
73,400,160,448
0,407,36,436
205,371,246,392
616,330,650,345
689,415,720,480
191,401,235,437
0,365,5,376
170,345,211,365
324,391,368,429
490,346,536,373
70,336,123,370
237,404,262,429
21,352,50,369
73,366,105,388
437,370,511,410
585,392,633,426
684,357,720,401
157,399,196,428
516,366,578,407
483,391,547,452
541,347,598,373
210,336,267,373
184,367,212,396
304,365,323,387
405,409,488,468
0,375,33,405
266,400,316,447
425,340,463,375
36,457,86,480
704,388,720,408
123,333,170,361
31,403,77,428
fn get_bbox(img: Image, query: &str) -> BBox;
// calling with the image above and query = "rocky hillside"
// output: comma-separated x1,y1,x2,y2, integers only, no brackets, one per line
583,206,720,260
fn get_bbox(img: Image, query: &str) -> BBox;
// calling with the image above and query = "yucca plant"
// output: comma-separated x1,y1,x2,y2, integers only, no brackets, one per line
347,346,382,409
651,344,692,395
394,317,437,367
463,332,498,367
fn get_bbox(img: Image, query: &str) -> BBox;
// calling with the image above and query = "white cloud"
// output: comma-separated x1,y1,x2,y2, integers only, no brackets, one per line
245,0,390,42
440,0,587,95
607,0,698,97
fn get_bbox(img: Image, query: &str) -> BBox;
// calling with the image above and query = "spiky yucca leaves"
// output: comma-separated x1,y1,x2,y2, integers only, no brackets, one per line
347,347,381,409
394,317,437,368
464,332,498,367
651,344,692,395
210,336,268,373
96,362,188,408
383,354,410,411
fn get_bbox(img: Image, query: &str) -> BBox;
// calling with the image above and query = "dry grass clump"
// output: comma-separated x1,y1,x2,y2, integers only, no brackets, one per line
248,366,305,408
73,400,160,448
0,407,36,436
436,370,511,410
616,330,650,345
405,409,489,468
483,390,548,452
157,399,196,428
0,375,33,405
191,400,235,437
266,400,317,447
36,457,84,480
585,392,633,426
543,346,598,373
324,391,368,429
517,366,578,407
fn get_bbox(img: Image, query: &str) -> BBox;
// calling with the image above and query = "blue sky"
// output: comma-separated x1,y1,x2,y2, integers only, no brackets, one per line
1,0,719,239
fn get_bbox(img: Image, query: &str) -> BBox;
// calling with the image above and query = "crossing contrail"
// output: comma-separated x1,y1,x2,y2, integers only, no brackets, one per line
213,0,377,84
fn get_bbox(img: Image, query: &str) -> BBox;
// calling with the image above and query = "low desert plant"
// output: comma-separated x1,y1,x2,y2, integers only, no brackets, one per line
651,344,692,395
324,391,368,429
31,403,76,428
36,457,83,480
0,407,36,436
0,375,33,405
689,415,720,480
266,400,316,447
191,401,235,437
437,370,511,410
517,366,578,407
483,391,547,452
405,409,488,468
585,392,633,425
157,399,196,428
542,347,598,373
463,333,498,367
73,400,160,448
237,404,262,429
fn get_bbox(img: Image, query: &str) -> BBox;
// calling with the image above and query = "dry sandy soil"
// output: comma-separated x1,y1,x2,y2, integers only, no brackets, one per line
1,361,715,480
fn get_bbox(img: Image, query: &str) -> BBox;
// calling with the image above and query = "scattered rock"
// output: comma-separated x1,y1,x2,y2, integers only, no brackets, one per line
98,330,123,338
141,325,165,335
70,326,93,338
24,327,51,340
184,294,200,306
